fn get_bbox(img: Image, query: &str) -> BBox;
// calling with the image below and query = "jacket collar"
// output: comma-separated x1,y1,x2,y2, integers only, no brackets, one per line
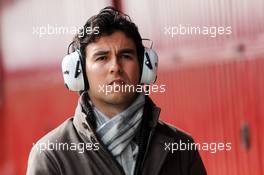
73,101,96,143
72,94,171,175
73,94,161,139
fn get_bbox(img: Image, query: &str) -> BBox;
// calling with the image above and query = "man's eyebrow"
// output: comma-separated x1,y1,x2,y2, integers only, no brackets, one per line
92,50,110,57
118,48,136,54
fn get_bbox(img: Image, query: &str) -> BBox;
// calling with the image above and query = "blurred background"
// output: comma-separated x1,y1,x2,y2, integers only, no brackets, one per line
0,0,264,174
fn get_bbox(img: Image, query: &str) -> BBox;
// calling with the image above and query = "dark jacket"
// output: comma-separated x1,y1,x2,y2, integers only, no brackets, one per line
26,96,207,175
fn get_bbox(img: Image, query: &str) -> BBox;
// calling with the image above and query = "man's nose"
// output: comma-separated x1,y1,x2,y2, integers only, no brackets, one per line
109,57,123,74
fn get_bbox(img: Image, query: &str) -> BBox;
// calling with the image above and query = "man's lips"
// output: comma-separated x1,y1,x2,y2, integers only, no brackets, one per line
109,79,126,85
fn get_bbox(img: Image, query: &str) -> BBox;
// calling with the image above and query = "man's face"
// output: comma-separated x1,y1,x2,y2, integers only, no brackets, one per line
85,31,140,106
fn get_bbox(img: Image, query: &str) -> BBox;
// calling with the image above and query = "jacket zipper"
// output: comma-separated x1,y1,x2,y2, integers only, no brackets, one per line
134,106,160,175
133,126,157,175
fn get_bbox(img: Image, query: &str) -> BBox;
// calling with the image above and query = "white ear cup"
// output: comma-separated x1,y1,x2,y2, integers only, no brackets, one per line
140,47,158,84
62,51,85,91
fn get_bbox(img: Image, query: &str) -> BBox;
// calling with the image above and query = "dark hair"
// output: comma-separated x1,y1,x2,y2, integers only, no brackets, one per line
72,6,144,75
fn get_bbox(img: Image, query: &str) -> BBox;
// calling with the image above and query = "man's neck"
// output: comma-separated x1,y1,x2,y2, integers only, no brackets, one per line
88,94,138,118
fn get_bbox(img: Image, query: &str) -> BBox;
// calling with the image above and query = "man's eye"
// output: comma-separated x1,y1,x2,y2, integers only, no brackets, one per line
96,56,107,61
121,54,132,59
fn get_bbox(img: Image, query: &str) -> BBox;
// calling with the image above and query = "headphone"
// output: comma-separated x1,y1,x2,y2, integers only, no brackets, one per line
62,40,158,92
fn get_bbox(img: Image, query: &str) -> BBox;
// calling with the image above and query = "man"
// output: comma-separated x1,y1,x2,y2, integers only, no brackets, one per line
27,7,207,175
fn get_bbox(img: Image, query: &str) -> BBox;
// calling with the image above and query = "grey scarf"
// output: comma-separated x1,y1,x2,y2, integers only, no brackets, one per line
91,93,145,175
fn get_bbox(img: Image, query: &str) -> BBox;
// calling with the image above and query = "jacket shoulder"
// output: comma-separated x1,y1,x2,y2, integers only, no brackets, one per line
36,118,75,144
27,118,75,175
154,121,207,174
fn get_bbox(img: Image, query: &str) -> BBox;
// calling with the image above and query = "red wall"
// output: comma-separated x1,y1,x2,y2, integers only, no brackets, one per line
0,26,5,174
152,57,264,175
2,67,77,174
